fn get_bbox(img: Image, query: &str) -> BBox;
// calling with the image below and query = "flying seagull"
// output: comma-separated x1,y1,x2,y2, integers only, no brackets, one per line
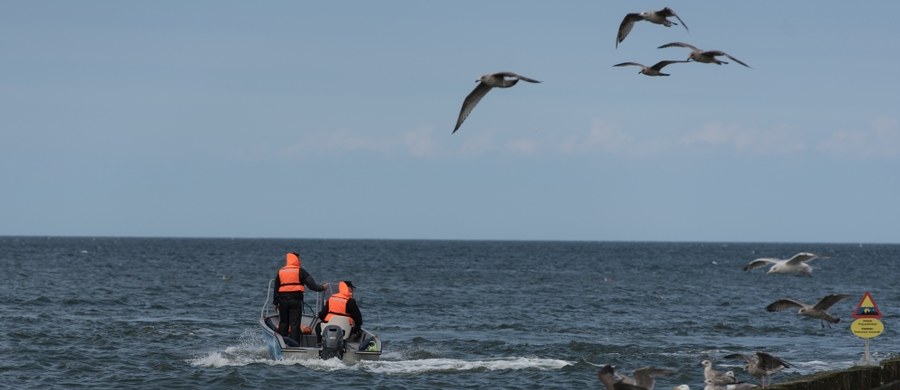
598,364,672,390
741,252,826,276
613,60,688,76
724,351,792,387
766,294,851,328
616,7,689,48
452,71,541,134
658,42,751,68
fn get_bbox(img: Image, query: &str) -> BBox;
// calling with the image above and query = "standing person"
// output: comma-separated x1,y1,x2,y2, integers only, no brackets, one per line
317,280,364,341
273,252,328,342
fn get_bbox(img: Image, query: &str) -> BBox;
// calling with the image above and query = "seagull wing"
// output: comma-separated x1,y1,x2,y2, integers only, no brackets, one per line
712,370,737,384
453,82,492,134
597,365,618,390
724,353,753,363
632,367,672,389
496,71,541,83
756,352,792,370
708,50,751,68
766,299,806,312
658,41,699,51
651,60,687,70
597,366,646,390
616,13,643,48
661,7,689,31
613,62,645,68
786,252,818,265
743,258,778,271
813,294,851,311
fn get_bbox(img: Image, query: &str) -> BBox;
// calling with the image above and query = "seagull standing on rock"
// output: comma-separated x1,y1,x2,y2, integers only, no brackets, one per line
452,72,541,134
598,364,672,390
702,359,736,385
724,351,792,387
674,382,759,390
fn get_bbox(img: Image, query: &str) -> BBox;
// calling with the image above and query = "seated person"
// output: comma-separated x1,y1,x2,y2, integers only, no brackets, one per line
317,280,364,341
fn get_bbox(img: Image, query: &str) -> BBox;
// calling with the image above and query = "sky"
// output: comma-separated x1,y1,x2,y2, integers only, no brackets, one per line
2,1,899,243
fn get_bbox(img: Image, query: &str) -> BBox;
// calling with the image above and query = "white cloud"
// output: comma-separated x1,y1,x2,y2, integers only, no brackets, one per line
506,138,539,154
558,121,635,154
403,128,442,158
458,131,498,157
817,117,900,159
240,116,899,161
678,122,807,155
281,128,394,158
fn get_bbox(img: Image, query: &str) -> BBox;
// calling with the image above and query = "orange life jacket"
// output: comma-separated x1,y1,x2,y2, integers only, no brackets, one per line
324,281,354,326
277,252,305,293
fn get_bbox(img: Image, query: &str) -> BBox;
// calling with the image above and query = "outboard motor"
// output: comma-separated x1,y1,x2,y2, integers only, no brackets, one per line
319,325,345,360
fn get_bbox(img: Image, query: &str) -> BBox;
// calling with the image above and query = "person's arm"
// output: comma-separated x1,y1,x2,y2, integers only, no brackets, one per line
300,269,328,292
347,299,363,331
318,301,329,321
272,274,281,306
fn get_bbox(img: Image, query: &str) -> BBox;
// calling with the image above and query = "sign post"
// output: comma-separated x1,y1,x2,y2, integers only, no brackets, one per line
850,291,883,366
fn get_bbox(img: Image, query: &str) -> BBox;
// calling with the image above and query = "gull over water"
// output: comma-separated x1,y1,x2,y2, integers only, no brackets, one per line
765,293,851,328
741,252,826,276
452,71,541,134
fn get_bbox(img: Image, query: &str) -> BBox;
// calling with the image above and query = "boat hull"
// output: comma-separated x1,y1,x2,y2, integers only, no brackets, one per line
260,313,381,362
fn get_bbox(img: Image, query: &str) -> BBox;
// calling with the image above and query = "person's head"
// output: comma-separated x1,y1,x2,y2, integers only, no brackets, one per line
285,252,301,267
338,280,354,298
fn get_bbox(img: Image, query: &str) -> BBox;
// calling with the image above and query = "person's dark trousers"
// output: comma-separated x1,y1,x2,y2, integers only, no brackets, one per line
278,292,304,341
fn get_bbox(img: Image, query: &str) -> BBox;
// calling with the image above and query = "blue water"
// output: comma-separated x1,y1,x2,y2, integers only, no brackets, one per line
1,237,897,389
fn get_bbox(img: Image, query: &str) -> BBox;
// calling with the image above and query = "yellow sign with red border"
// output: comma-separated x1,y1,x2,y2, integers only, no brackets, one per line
850,292,884,339
851,318,884,339
852,291,882,319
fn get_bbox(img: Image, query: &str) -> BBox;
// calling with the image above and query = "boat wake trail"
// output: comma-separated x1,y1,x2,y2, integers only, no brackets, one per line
188,329,571,372
189,347,571,374
358,356,572,374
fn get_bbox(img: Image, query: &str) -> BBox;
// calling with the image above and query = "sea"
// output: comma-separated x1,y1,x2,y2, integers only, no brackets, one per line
1,237,897,389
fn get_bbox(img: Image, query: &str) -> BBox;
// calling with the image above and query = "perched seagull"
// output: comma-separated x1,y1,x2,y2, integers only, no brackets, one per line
677,381,758,390
657,42,751,68
452,71,541,134
741,252,826,276
598,364,672,390
724,352,792,387
613,60,688,76
617,7,689,48
702,360,736,385
766,294,851,328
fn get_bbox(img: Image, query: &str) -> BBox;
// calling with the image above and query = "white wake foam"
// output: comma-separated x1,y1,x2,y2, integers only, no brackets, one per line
188,348,571,374
187,329,572,372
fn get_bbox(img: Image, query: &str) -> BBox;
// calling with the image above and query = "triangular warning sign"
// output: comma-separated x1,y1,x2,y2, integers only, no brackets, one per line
852,291,883,319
